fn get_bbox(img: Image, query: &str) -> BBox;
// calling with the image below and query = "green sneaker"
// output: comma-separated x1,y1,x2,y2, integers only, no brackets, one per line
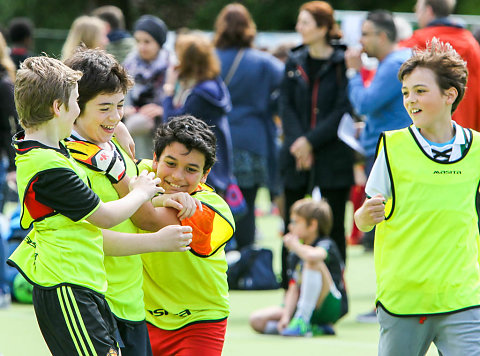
281,317,311,337
311,323,336,336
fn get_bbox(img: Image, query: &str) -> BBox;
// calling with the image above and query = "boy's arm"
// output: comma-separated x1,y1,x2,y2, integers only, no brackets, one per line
277,283,300,332
102,224,192,256
86,170,163,229
113,175,200,231
283,233,327,263
354,194,386,232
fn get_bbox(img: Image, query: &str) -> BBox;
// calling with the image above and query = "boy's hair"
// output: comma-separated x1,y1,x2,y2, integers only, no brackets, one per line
91,5,126,31
154,115,216,174
175,33,220,83
398,38,467,113
63,47,133,114
366,10,397,43
291,198,333,237
14,56,82,129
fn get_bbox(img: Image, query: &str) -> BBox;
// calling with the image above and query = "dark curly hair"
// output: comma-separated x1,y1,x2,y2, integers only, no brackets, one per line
154,115,217,173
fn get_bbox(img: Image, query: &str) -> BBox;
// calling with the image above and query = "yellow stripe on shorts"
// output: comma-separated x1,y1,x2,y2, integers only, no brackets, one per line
57,286,98,356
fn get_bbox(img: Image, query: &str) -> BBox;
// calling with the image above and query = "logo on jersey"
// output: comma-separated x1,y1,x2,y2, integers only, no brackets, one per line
433,170,462,175
147,308,192,317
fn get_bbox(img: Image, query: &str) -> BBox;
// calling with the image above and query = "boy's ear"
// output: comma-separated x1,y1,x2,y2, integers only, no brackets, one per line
52,99,63,117
308,218,319,234
445,87,458,105
200,168,210,184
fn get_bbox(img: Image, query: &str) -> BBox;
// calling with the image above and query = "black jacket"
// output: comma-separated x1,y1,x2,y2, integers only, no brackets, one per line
279,44,354,190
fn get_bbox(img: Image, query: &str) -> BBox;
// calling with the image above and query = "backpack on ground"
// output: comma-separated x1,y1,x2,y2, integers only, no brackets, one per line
227,246,279,290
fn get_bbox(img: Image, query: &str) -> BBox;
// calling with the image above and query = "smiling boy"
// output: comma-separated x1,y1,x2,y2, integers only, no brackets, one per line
354,39,480,355
139,115,235,356
7,55,191,356
63,48,196,356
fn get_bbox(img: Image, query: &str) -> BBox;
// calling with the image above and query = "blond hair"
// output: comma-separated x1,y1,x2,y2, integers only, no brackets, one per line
0,32,16,81
61,16,107,60
15,56,82,129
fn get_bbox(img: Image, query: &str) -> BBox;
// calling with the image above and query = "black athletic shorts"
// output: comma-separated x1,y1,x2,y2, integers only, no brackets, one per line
115,318,153,356
32,285,120,356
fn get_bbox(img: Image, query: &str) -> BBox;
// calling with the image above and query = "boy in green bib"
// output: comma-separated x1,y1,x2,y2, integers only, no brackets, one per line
355,39,480,355
139,115,235,356
63,47,201,356
7,55,192,356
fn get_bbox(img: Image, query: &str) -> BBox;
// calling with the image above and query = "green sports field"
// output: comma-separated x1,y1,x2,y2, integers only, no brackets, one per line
0,190,438,355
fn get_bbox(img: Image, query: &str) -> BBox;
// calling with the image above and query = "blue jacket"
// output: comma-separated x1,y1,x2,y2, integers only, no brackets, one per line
348,48,412,157
217,48,283,156
217,48,283,187
163,77,233,191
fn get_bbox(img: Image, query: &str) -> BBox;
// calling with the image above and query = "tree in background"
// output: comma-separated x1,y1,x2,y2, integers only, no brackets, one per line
0,0,479,56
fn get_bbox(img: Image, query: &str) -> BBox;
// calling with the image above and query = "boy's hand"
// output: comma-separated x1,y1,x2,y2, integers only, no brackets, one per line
129,170,163,200
283,233,301,250
138,103,163,119
152,192,202,220
153,225,193,252
277,315,290,333
354,194,386,232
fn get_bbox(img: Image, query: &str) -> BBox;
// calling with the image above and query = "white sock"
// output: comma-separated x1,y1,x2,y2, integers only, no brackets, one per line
263,320,280,334
293,268,323,322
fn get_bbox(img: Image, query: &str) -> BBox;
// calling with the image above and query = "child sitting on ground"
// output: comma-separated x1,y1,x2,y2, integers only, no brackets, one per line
250,197,348,337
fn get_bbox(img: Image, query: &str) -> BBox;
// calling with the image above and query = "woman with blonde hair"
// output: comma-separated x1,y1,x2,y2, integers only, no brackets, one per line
61,15,109,60
163,32,234,194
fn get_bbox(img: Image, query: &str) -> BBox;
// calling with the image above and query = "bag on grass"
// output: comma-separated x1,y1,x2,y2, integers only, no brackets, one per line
227,246,279,290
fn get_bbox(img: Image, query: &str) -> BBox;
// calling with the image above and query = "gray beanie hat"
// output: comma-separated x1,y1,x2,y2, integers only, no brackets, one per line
134,15,168,47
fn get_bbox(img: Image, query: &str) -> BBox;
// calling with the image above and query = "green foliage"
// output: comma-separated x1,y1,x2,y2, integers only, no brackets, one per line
0,0,421,33
0,0,86,29
0,0,479,50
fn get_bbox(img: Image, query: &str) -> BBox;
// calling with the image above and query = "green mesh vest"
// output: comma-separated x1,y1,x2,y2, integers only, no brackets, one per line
9,142,106,294
375,127,480,315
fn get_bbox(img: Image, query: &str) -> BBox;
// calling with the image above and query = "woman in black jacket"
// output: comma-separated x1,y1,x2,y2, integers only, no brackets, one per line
279,1,354,287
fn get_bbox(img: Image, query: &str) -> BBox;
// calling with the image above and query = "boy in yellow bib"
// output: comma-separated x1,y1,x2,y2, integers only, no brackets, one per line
355,39,480,355
139,115,235,356
7,56,192,356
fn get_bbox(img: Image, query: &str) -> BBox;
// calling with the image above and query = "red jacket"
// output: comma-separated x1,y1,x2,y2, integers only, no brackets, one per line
400,26,480,131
